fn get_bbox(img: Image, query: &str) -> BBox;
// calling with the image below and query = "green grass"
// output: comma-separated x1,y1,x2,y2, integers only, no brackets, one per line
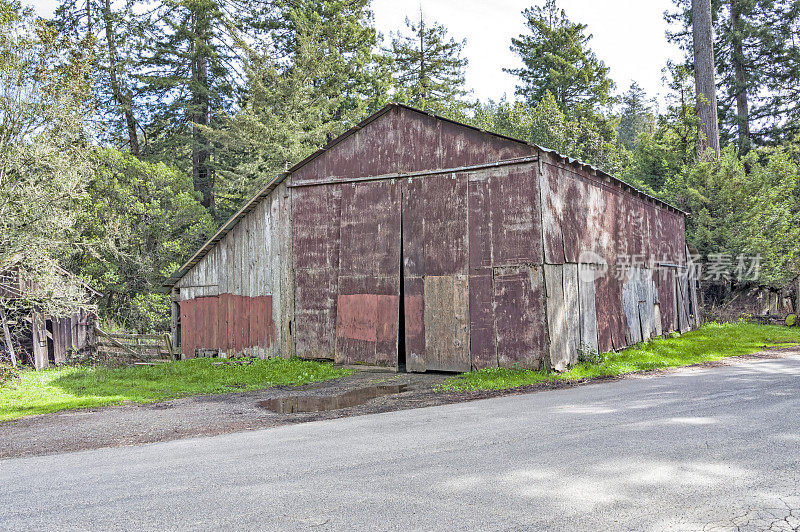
0,357,352,422
437,322,800,392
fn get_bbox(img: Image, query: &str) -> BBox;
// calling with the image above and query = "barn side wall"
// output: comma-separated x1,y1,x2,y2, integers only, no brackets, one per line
537,151,692,370
177,182,293,359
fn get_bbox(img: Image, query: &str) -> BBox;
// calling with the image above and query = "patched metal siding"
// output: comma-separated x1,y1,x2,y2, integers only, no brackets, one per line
169,103,694,370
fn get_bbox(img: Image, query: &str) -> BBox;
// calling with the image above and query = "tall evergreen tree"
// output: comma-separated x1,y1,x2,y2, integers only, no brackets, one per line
617,82,656,151
692,0,721,158
207,0,391,219
53,0,142,154
136,0,275,213
387,10,469,114
667,0,800,148
506,0,613,114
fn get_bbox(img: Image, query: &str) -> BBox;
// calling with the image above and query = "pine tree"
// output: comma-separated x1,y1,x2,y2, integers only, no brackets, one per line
617,82,656,151
53,0,141,154
506,0,613,114
207,0,391,219
387,10,469,114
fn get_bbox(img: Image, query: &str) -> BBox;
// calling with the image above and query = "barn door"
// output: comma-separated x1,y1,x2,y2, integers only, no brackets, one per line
402,174,470,372
335,180,402,367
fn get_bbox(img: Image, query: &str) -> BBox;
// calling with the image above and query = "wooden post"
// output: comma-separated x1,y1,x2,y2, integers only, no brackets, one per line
796,279,800,317
0,307,16,367
31,313,48,370
171,288,180,356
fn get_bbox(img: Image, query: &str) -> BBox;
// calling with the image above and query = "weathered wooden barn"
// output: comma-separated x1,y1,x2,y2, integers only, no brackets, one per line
164,104,698,372
0,256,100,369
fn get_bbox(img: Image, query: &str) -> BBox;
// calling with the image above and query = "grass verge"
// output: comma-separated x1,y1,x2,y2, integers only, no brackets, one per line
437,322,800,392
0,357,352,422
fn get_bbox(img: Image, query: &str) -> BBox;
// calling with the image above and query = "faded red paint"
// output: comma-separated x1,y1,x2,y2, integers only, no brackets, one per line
336,294,379,342
180,294,275,357
468,269,496,369
292,106,533,185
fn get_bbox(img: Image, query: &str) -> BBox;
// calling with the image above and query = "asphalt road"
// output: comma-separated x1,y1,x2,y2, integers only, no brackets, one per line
2,355,800,531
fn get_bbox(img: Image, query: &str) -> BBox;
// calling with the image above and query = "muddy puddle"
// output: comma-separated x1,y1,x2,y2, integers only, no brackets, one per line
257,384,408,414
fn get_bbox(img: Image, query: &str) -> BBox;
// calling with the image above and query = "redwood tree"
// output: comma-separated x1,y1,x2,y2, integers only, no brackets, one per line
692,0,721,158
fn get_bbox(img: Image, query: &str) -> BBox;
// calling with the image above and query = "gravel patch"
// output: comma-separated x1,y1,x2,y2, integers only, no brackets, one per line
2,347,797,459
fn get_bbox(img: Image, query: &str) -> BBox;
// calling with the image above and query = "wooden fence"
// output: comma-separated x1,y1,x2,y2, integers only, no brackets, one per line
95,327,177,362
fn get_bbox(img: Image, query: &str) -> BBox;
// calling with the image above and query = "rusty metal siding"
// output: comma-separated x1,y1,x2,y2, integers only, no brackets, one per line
335,180,401,366
467,269,496,369
494,266,547,369
401,175,470,372
466,163,546,370
174,106,690,369
292,184,342,359
291,106,534,186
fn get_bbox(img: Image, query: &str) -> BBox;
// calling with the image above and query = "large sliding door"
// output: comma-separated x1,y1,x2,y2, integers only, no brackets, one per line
402,175,471,372
335,180,402,367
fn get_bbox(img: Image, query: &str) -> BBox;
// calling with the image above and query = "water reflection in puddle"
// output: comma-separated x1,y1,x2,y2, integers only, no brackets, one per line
257,384,408,414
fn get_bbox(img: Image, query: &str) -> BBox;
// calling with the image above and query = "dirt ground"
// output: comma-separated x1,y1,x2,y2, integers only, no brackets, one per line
1,347,798,460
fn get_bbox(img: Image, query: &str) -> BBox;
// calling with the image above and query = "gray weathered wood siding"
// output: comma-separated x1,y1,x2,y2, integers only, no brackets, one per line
176,182,293,358
171,104,695,369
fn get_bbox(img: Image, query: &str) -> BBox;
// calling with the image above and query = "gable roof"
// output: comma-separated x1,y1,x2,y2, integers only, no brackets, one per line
164,103,685,288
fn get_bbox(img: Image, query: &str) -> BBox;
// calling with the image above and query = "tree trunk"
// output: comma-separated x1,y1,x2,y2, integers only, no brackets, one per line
730,0,751,151
692,0,721,159
191,12,213,211
102,0,140,155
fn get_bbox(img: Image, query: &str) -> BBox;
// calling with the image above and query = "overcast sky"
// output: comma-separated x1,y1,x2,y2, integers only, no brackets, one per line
32,0,683,106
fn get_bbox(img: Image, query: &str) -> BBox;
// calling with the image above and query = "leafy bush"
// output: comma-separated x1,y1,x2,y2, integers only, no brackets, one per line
0,362,19,387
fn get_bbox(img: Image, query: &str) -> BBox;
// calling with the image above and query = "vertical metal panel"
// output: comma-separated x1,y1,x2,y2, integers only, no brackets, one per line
468,269,496,369
595,273,625,352
180,299,196,358
293,184,342,358
402,175,470,372
540,163,566,264
494,266,546,369
335,180,401,366
423,175,468,277
578,265,599,354
467,178,492,269
488,164,542,265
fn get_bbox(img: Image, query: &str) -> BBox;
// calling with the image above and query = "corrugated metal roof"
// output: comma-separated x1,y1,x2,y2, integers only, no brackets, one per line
164,102,686,288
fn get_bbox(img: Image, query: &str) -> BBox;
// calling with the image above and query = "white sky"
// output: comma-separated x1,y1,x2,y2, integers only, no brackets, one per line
31,0,683,106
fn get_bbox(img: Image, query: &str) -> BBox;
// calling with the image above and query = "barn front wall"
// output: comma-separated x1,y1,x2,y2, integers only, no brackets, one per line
173,104,695,370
